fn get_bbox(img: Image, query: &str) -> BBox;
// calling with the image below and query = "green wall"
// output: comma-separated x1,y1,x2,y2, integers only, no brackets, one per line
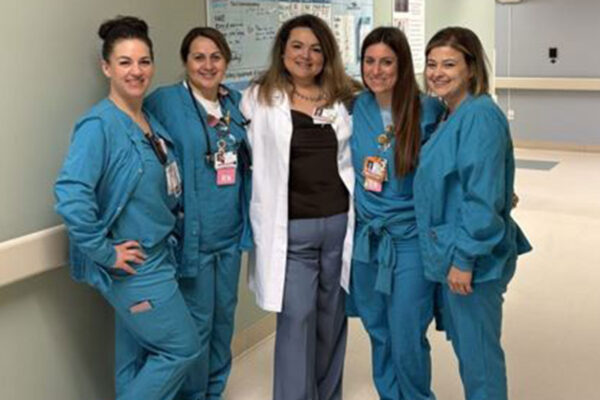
0,0,203,242
0,2,205,399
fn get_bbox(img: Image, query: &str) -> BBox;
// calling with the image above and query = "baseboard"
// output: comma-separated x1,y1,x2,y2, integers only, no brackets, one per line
0,225,68,288
514,139,600,153
231,314,276,358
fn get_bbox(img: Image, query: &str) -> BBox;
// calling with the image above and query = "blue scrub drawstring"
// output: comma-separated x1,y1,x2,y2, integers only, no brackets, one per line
353,212,417,295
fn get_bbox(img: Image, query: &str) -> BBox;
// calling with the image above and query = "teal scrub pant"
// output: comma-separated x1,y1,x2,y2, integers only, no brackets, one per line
441,261,517,400
348,237,436,400
107,247,200,400
176,246,242,400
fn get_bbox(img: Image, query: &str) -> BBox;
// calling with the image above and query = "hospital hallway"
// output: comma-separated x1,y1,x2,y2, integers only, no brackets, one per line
224,148,600,400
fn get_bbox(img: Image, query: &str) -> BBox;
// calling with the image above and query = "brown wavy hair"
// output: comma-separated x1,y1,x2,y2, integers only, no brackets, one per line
255,14,359,107
425,27,490,96
361,27,421,176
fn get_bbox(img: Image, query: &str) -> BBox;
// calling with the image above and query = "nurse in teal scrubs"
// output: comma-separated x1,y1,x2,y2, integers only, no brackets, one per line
415,27,532,400
144,27,251,400
54,16,199,400
348,27,442,400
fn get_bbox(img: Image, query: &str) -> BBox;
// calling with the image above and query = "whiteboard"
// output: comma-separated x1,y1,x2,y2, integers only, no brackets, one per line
207,0,374,86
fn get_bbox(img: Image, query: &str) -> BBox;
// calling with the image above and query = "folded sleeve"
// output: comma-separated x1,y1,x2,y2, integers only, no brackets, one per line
453,108,508,272
54,118,116,268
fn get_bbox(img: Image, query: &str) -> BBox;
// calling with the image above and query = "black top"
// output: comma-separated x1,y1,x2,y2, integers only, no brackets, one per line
288,110,349,219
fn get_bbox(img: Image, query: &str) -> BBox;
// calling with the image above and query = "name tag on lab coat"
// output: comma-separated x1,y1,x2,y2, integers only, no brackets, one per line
313,107,336,125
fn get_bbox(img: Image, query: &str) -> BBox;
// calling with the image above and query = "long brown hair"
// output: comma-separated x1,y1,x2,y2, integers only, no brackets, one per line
361,27,421,176
425,27,490,96
255,14,359,107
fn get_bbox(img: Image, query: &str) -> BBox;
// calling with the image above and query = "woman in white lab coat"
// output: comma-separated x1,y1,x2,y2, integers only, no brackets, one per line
240,14,359,400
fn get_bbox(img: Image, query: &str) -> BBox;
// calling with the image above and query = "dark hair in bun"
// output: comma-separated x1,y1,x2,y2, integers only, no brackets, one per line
98,16,153,61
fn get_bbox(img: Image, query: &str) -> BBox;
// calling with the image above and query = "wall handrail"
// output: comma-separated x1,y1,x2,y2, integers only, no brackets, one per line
496,77,600,91
0,225,67,288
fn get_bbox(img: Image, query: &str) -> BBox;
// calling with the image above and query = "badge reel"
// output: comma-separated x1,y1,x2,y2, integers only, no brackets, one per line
214,139,237,186
362,156,387,193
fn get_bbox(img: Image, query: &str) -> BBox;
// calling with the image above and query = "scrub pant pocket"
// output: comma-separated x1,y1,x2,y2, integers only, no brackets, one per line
105,257,200,400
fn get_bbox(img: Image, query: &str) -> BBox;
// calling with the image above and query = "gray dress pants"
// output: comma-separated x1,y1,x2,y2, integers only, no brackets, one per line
273,213,348,400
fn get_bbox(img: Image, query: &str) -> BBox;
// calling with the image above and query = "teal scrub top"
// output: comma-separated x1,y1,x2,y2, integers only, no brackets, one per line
351,90,443,225
110,121,179,249
350,90,443,294
145,83,252,276
414,94,532,284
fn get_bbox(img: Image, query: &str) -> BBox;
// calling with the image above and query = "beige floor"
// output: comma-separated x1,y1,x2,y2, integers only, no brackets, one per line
225,148,600,400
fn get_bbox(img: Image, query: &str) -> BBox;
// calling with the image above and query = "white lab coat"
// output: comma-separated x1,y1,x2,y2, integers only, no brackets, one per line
240,85,355,312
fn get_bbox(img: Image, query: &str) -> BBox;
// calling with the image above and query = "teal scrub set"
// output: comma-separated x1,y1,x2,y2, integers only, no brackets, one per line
144,82,252,400
55,99,200,400
414,94,532,400
347,91,443,400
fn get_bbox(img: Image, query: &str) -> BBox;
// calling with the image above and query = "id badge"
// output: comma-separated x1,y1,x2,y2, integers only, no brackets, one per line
362,156,387,193
313,107,336,125
216,167,236,186
214,151,237,186
165,161,182,197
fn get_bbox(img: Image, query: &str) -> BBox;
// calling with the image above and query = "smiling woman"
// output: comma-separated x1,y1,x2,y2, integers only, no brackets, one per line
240,14,360,400
346,26,444,400
102,40,154,104
144,26,252,400
54,15,199,400
414,27,532,400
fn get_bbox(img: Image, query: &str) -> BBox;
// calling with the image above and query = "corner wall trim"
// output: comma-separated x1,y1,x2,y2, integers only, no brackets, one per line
0,225,68,288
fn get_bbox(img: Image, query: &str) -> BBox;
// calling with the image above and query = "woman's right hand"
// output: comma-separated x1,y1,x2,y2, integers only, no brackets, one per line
112,241,146,275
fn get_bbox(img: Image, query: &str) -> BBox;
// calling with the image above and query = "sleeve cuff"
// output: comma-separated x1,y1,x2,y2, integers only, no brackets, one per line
92,244,116,269
452,253,475,272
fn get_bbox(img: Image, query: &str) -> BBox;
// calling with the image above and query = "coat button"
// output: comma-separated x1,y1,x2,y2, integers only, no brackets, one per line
430,230,437,241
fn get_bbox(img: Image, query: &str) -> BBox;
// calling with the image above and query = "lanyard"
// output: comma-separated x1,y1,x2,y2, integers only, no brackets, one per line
143,118,168,165
185,81,250,164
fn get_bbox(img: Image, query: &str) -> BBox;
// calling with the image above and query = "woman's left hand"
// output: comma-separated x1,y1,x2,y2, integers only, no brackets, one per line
447,266,473,295
512,193,519,209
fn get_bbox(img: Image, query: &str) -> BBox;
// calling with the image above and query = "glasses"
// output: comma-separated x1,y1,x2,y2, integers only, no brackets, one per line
145,131,168,165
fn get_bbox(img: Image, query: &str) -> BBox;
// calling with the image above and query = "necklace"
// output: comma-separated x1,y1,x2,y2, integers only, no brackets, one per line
292,88,325,103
